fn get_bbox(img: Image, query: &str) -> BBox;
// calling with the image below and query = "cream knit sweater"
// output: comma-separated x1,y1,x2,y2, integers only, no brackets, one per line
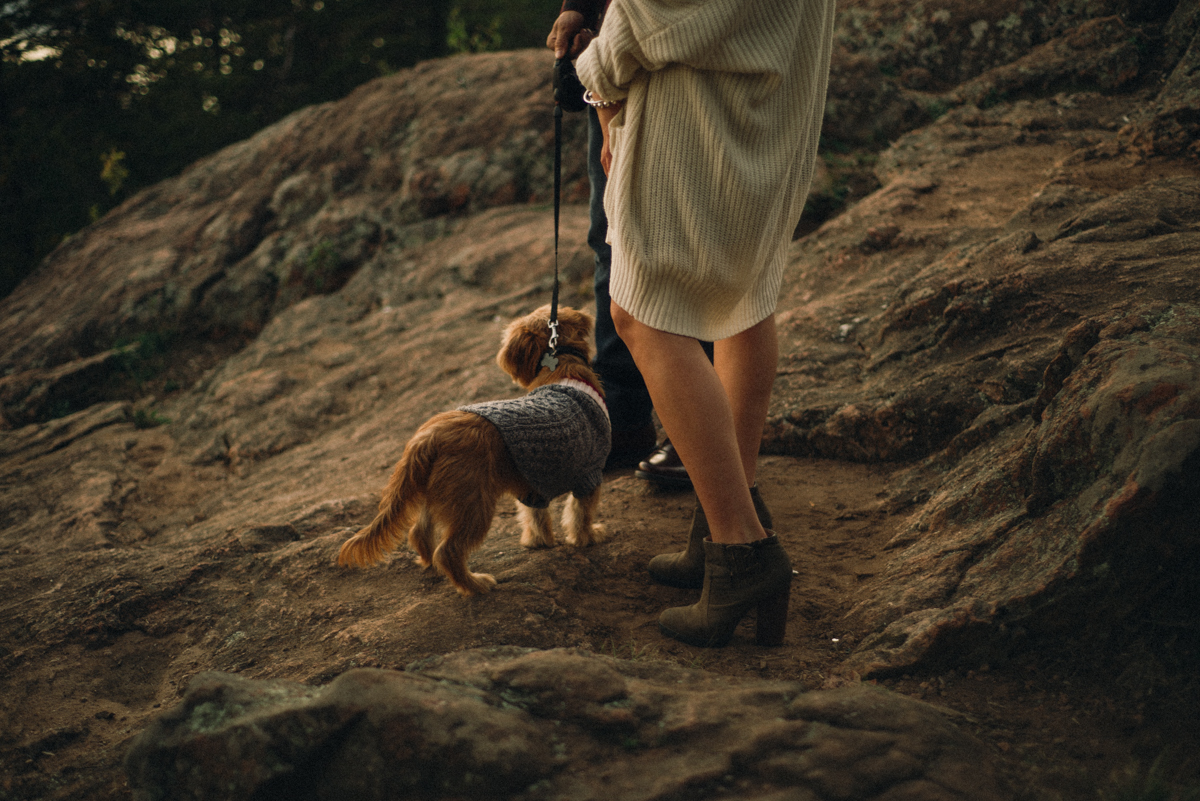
575,0,836,340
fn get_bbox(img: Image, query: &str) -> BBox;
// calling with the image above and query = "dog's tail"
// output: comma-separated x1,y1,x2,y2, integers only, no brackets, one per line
337,420,441,568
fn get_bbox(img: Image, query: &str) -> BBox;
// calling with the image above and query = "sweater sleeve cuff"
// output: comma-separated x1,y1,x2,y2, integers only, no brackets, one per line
575,41,628,103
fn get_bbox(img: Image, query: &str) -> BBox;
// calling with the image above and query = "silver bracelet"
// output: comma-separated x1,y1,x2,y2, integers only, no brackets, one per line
583,89,622,109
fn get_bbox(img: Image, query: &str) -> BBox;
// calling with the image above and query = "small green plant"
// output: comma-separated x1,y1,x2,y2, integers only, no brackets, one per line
997,12,1023,32
803,183,850,224
100,147,130,196
923,98,951,121
47,399,74,419
1130,33,1151,59
304,239,340,291
133,408,170,429
980,87,1004,109
599,638,660,662
112,331,172,386
819,134,854,155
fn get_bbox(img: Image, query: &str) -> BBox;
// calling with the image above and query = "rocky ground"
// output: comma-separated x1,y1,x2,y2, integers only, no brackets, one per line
3,1,1200,798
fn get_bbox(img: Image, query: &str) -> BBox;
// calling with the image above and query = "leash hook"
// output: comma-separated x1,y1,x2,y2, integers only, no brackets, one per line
541,319,561,371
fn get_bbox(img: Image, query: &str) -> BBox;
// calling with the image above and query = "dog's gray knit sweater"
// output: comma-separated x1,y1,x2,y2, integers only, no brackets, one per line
460,381,611,508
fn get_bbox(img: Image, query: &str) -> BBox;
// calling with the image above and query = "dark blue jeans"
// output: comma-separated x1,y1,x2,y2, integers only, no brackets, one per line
588,107,653,434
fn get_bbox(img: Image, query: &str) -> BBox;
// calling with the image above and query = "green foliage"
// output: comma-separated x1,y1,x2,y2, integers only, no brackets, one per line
100,148,130,196
303,239,341,291
112,331,173,386
46,399,75,420
0,0,566,303
801,144,880,233
133,408,171,429
451,0,562,58
0,0,447,301
447,7,502,54
818,135,854,155
923,98,951,121
980,87,1006,109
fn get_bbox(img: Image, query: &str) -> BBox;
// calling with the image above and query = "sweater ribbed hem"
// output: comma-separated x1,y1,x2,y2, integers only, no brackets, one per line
609,244,785,341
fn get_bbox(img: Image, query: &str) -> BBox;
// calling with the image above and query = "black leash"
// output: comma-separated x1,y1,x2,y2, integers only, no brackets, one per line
543,57,586,371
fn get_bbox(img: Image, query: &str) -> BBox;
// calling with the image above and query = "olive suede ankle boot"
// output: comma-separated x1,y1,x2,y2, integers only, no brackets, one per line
658,533,792,648
647,486,773,589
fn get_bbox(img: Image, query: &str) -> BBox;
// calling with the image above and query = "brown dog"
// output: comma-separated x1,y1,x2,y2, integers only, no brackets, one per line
338,305,611,595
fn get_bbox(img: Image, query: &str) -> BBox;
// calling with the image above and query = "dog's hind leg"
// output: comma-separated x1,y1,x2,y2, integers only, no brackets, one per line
341,418,444,569
407,506,436,569
518,501,556,548
431,501,498,596
562,487,606,546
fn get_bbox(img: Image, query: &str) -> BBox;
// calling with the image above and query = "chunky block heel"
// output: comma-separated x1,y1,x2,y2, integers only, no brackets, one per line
755,584,790,646
658,532,793,648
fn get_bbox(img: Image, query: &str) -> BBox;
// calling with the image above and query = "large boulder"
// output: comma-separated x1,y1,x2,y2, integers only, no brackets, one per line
846,303,1200,674
125,648,1010,801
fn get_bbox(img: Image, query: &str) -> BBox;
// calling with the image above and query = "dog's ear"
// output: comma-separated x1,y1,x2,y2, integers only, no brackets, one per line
556,306,594,337
554,306,594,357
497,314,548,387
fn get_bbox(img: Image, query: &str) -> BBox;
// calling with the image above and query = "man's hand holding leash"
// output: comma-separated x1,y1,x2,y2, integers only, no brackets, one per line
547,11,594,59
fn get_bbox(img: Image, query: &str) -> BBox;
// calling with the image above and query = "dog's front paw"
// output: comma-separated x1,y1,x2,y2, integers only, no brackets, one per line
566,522,607,547
520,528,557,548
518,503,556,548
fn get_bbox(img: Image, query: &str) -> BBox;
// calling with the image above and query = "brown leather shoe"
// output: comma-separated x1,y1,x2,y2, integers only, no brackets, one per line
635,440,691,488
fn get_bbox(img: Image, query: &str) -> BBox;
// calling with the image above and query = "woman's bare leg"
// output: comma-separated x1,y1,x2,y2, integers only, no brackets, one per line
611,303,777,544
713,316,778,489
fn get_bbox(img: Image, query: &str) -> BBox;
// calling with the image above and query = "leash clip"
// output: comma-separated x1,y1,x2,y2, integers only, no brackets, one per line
541,320,561,371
